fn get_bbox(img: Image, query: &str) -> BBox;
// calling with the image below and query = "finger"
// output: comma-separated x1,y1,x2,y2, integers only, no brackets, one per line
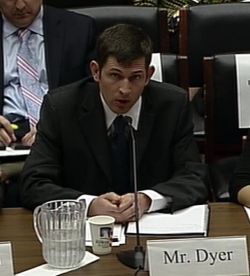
22,127,37,146
119,194,134,211
125,207,145,222
116,211,135,223
0,128,14,145
101,192,121,205
0,117,16,144
89,196,120,217
120,204,135,219
22,133,35,146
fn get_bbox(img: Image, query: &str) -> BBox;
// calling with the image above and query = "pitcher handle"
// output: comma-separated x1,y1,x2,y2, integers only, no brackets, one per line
33,205,43,243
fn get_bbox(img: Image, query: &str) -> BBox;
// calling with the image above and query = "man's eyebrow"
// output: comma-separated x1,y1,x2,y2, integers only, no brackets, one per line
130,70,145,75
109,68,122,72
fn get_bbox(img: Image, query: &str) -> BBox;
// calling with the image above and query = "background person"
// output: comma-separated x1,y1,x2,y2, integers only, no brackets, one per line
230,133,250,206
0,0,96,207
0,0,96,146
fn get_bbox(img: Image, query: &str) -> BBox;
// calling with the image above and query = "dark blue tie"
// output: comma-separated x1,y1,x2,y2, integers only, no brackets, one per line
109,115,131,194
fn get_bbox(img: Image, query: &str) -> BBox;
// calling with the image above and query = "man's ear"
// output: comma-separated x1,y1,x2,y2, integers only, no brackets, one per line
90,60,100,82
145,65,155,84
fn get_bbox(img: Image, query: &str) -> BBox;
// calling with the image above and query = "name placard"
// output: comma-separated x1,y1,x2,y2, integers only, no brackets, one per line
0,242,14,276
146,236,249,276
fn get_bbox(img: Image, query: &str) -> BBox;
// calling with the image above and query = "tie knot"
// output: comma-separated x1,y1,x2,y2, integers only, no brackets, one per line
113,115,128,134
18,28,31,42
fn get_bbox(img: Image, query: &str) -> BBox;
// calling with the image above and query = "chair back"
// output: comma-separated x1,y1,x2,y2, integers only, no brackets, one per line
150,53,188,92
161,54,188,91
180,3,250,87
203,53,248,163
70,6,169,53
45,0,130,8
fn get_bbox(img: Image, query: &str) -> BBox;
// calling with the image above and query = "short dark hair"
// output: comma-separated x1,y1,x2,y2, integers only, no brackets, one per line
96,24,153,69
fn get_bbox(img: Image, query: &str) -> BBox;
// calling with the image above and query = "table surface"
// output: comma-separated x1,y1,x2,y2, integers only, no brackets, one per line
0,202,249,275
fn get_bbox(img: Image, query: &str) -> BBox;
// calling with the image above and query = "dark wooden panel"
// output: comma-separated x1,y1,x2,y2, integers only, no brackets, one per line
44,0,132,8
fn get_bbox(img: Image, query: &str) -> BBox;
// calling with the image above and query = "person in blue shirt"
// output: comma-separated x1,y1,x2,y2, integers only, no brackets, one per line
0,0,96,207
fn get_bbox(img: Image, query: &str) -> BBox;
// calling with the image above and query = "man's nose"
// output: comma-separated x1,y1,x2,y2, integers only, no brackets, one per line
16,0,26,10
119,79,131,95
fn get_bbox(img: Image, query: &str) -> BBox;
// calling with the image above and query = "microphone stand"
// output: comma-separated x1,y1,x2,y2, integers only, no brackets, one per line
116,117,144,269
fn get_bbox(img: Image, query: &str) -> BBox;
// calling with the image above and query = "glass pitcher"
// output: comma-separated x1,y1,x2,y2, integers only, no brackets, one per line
33,199,86,268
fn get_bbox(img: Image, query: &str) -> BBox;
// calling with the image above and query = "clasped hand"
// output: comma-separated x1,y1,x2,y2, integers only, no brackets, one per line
88,192,151,223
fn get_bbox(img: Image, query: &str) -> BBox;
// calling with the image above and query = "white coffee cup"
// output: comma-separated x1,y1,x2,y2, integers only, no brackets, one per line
88,215,115,255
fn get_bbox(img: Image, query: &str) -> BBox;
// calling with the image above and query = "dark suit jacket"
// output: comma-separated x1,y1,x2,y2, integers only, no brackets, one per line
0,5,96,113
230,130,250,202
20,79,208,211
0,182,3,208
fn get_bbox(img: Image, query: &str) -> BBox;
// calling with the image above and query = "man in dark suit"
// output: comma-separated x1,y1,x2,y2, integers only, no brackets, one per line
0,0,96,207
20,24,208,222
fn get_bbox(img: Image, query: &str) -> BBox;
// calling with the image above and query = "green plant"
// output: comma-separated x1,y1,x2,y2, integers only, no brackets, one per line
132,0,241,20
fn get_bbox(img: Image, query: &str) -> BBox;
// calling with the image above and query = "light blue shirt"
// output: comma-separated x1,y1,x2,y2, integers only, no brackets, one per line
2,6,48,121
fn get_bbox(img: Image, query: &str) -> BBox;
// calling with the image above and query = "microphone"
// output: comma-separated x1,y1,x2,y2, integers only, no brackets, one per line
116,116,145,270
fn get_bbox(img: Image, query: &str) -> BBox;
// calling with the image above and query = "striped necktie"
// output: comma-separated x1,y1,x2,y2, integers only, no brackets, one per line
17,29,44,127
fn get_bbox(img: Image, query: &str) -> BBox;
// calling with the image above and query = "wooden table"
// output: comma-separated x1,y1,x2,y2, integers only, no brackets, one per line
0,203,249,275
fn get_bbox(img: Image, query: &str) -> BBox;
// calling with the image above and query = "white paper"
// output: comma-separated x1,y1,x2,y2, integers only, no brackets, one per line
127,204,209,236
236,54,250,128
85,221,125,246
15,251,99,276
150,53,163,82
0,242,14,276
0,147,30,157
244,206,250,222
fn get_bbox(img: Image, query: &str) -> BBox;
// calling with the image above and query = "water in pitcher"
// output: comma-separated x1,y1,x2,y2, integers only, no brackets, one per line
33,199,86,268
43,229,85,268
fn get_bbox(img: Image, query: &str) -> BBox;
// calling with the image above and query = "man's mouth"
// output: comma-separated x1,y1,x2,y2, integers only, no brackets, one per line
114,99,130,108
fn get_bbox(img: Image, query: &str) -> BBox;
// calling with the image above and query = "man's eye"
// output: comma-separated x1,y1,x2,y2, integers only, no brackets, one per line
131,75,142,81
110,73,119,79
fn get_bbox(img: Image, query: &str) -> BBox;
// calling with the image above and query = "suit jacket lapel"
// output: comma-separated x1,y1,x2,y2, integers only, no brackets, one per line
77,84,112,183
43,6,63,89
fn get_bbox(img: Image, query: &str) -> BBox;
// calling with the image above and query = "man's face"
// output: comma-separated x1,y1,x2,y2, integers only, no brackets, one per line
0,0,42,28
90,56,154,114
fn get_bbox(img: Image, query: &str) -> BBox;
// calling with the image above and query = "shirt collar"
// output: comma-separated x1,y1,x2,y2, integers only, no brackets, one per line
2,5,44,38
100,92,141,131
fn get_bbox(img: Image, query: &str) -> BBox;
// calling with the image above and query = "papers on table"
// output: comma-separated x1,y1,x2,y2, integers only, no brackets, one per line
0,147,30,157
15,251,99,276
85,221,126,246
127,204,209,237
236,54,250,128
